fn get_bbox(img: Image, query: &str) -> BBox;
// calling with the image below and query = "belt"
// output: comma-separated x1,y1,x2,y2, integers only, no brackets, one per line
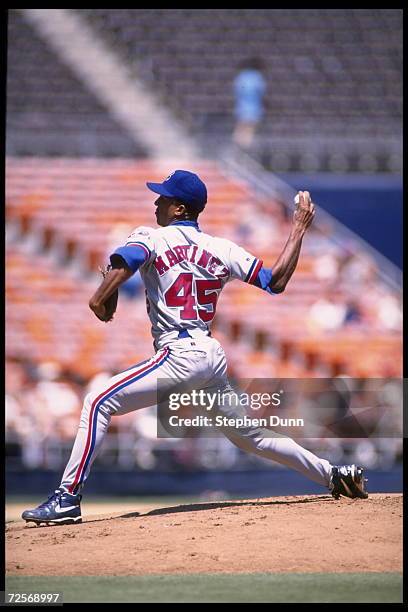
177,329,211,339
178,329,192,339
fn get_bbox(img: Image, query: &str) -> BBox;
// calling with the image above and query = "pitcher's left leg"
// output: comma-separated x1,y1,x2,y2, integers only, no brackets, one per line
227,429,368,498
213,388,331,487
225,428,331,487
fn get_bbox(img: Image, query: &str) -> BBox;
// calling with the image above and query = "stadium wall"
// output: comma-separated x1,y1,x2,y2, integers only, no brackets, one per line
6,467,403,497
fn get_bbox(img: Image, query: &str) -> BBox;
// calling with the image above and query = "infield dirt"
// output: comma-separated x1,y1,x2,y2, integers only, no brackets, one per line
6,494,402,576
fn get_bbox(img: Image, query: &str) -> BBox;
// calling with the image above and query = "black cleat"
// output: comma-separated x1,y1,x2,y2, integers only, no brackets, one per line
329,465,368,500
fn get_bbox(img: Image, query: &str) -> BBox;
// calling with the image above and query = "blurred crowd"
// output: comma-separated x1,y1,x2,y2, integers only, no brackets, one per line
307,228,402,333
6,356,402,473
235,203,402,335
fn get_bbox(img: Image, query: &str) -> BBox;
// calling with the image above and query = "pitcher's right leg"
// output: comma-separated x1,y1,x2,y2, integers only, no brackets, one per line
21,349,173,524
60,348,171,494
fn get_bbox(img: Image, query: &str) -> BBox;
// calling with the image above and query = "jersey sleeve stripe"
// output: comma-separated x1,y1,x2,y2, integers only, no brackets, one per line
246,258,263,285
125,241,151,258
244,258,257,282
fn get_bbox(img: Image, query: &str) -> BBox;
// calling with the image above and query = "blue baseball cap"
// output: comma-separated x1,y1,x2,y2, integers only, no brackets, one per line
146,170,207,211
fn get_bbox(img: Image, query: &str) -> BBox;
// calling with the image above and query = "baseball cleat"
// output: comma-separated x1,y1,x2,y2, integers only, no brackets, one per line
329,464,368,500
22,489,82,526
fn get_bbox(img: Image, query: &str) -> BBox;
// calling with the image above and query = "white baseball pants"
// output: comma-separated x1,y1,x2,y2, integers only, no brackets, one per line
60,336,332,494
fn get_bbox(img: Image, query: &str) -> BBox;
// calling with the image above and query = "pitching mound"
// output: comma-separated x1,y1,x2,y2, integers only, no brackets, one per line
6,494,402,576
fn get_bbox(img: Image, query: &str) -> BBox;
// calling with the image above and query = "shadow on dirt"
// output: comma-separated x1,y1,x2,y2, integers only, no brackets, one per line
119,495,334,520
17,495,334,528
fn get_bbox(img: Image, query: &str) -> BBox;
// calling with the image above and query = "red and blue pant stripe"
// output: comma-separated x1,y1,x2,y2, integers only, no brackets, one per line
68,348,170,494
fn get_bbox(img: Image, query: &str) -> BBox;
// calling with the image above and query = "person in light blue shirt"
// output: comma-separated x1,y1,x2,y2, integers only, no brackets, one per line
233,57,266,148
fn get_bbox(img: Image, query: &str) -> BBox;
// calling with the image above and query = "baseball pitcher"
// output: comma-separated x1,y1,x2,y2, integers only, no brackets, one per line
22,170,368,525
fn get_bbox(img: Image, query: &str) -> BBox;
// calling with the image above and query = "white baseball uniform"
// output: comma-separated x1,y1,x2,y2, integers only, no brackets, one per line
61,221,331,494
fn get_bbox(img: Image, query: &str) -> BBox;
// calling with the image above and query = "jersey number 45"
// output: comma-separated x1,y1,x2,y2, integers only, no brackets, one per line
164,273,222,322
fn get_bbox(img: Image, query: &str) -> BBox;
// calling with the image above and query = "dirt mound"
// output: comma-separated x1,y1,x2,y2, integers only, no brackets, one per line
6,494,402,576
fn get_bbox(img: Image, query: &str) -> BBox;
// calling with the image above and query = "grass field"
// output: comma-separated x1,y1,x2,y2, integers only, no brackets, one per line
5,573,403,603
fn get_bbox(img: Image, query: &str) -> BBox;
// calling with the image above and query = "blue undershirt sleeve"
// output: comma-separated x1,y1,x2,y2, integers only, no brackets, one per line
110,245,148,274
252,266,277,295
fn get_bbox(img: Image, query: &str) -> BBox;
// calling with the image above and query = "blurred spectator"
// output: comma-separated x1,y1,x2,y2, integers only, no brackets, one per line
375,293,402,331
339,250,377,286
303,222,344,270
307,287,347,331
352,440,379,469
6,358,36,455
234,200,280,250
232,57,266,149
344,297,363,325
30,361,81,441
313,252,341,283
359,283,402,331
86,370,114,394
6,358,28,396
5,394,24,444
